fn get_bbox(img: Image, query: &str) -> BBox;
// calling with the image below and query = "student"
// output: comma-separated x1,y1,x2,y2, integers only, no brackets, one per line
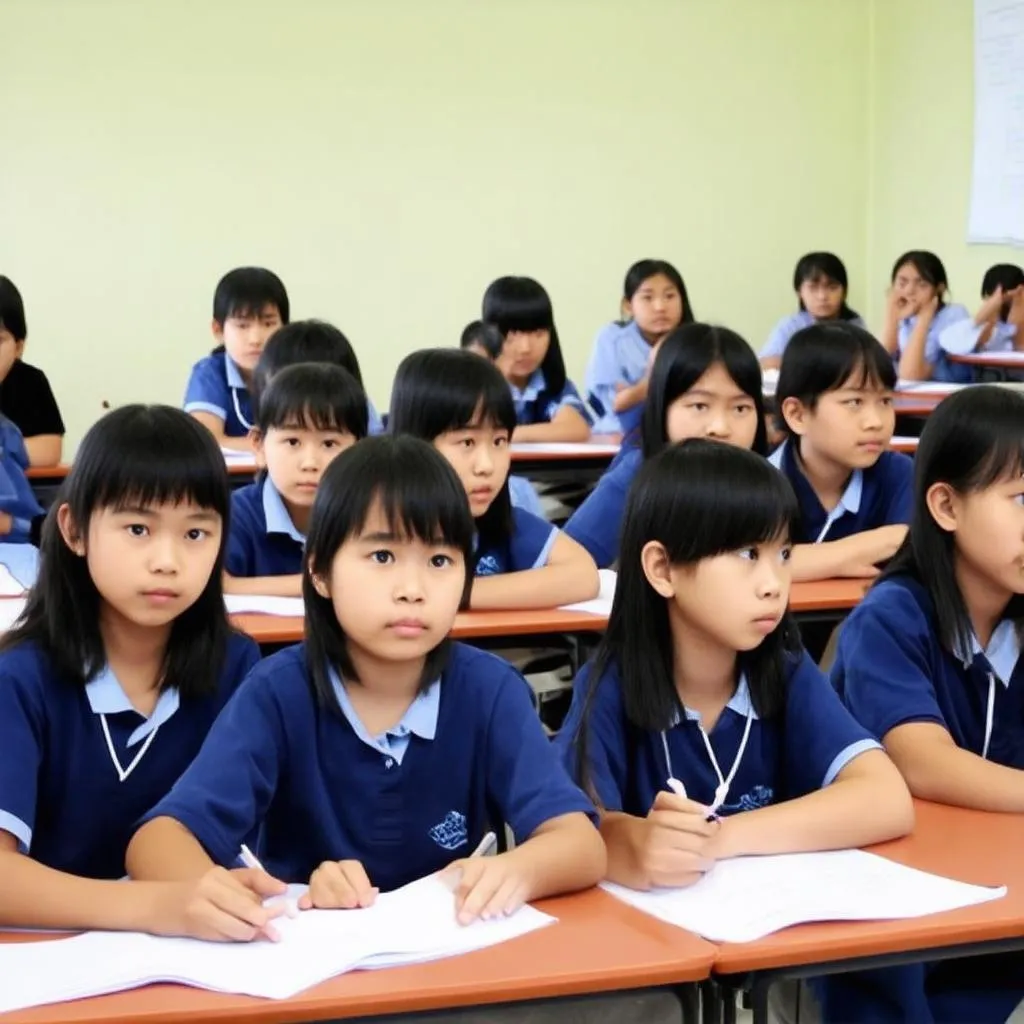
390,349,599,610
584,260,693,434
184,267,289,450
771,322,912,582
127,436,605,932
565,324,767,568
939,262,1024,361
0,276,65,466
879,250,970,382
827,385,1024,1023
250,318,384,434
0,405,264,935
555,440,912,895
225,363,366,597
0,414,45,553
760,252,866,370
482,276,592,442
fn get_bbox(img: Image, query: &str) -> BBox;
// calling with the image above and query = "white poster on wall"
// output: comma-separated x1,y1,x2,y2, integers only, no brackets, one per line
968,0,1024,247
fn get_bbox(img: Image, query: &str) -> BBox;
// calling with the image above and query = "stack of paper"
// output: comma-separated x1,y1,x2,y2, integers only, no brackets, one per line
510,441,621,456
221,448,258,467
224,594,305,617
602,850,1005,943
0,875,554,1014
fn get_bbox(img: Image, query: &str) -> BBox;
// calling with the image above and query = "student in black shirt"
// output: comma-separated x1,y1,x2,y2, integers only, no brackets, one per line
0,277,65,466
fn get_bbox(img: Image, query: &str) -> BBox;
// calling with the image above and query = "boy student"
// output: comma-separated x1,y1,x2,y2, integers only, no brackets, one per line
224,363,367,597
184,267,289,451
0,276,65,467
770,322,913,582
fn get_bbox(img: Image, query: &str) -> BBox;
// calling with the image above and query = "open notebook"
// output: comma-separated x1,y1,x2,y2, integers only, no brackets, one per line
0,875,554,1014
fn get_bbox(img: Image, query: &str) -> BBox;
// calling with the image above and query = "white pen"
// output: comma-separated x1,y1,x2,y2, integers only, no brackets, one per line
239,845,298,918
470,831,498,858
666,777,687,798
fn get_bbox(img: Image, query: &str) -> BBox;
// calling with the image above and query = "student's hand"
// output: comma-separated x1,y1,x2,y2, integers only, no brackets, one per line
886,287,913,322
640,791,720,889
0,512,11,537
158,866,289,942
978,287,1007,324
445,850,533,925
301,860,378,910
1009,286,1024,328
919,294,940,322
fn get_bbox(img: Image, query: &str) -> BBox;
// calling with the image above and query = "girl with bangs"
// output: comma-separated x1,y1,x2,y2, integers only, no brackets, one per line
482,276,593,443
389,348,599,610
556,440,911,894
129,436,604,937
0,406,260,934
565,324,768,568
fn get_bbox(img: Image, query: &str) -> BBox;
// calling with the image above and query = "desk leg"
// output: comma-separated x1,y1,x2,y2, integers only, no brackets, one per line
699,980,721,1024
678,982,701,1024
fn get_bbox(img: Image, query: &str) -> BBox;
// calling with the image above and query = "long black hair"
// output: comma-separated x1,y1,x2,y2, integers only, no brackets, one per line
792,252,860,321
622,259,695,324
1,406,233,696
892,251,951,312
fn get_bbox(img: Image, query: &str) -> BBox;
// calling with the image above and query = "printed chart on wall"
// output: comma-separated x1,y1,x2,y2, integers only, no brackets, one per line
968,0,1024,247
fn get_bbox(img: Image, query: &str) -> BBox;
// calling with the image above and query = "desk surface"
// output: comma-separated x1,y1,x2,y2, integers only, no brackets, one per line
0,889,715,1024
948,351,1024,367
714,800,1024,976
893,394,943,415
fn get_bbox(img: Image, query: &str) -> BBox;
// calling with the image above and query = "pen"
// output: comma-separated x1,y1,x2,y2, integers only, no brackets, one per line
239,844,298,919
470,831,497,858
666,778,718,822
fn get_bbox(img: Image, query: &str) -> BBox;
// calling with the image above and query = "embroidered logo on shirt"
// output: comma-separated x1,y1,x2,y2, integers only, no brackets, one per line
428,810,469,851
475,554,502,577
719,785,773,814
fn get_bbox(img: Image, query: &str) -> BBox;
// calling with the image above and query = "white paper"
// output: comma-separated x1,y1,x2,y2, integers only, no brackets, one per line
0,596,27,634
602,849,1006,943
969,0,1024,246
895,380,968,394
510,442,620,456
559,569,617,616
0,876,554,1015
221,448,258,466
890,436,920,451
224,594,305,617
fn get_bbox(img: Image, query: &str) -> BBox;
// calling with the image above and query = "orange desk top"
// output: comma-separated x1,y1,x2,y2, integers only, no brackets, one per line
714,800,1024,976
948,351,1024,367
0,889,715,1024
25,464,70,481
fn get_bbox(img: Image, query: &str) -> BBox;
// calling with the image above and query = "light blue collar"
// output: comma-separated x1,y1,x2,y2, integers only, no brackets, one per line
224,353,247,390
330,668,441,743
85,667,180,747
262,477,305,544
770,441,863,541
956,619,1019,687
510,368,546,403
672,674,760,727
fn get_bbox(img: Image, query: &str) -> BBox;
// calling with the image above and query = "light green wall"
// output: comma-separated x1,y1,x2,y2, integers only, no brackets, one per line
1,0,869,450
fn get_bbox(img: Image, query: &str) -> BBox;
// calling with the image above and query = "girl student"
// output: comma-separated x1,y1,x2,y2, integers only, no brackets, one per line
184,266,289,451
224,363,368,597
879,250,970,382
825,385,1024,1024
388,348,600,610
760,252,866,370
127,435,605,932
938,262,1024,363
583,259,694,435
482,276,593,443
0,405,266,936
565,323,767,569
555,439,912,896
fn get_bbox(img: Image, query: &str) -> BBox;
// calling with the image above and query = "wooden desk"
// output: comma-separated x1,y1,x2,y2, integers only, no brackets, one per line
948,351,1024,370
713,801,1024,1023
0,889,716,1024
889,436,919,454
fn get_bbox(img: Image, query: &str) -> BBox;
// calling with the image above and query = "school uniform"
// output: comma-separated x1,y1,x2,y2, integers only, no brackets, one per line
563,446,641,568
939,318,1018,356
508,475,543,517
769,440,912,544
140,642,595,891
897,303,971,382
365,398,385,436
226,477,304,578
510,369,592,428
0,359,65,440
822,575,1024,1023
584,321,651,434
474,507,558,576
0,417,44,545
184,352,253,436
0,633,259,879
761,311,869,361
555,652,879,816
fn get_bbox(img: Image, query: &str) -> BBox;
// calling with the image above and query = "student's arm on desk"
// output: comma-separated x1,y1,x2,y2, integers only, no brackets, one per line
24,435,62,467
223,572,303,598
789,525,907,581
513,406,591,443
760,355,782,371
613,377,649,413
469,533,600,610
189,411,253,453
884,723,1024,812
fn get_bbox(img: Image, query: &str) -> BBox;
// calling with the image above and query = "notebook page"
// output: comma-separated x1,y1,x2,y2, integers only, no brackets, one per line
221,448,258,466
602,849,1006,943
510,442,620,456
224,594,305,616
0,596,27,634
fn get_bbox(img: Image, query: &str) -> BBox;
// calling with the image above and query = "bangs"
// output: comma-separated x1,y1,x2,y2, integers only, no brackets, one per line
482,276,554,335
257,363,368,438
357,478,472,551
795,252,848,291
838,349,897,393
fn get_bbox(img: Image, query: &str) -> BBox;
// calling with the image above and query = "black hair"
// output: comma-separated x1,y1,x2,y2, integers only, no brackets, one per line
0,276,27,342
459,320,504,360
641,324,767,458
792,252,860,321
776,322,896,440
303,435,475,705
569,439,801,799
882,386,1024,656
981,264,1024,323
212,267,290,326
389,348,515,565
1,406,233,695
622,259,695,324
891,251,950,311
481,276,568,396
255,362,369,439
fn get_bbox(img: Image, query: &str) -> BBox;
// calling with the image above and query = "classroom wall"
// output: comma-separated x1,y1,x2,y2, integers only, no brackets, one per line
0,0,869,450
866,0,1023,330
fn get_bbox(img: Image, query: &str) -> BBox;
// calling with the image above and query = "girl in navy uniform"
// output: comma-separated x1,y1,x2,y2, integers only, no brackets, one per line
826,385,1024,1023
0,405,263,936
389,348,599,610
565,324,767,568
556,439,911,893
128,436,604,933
